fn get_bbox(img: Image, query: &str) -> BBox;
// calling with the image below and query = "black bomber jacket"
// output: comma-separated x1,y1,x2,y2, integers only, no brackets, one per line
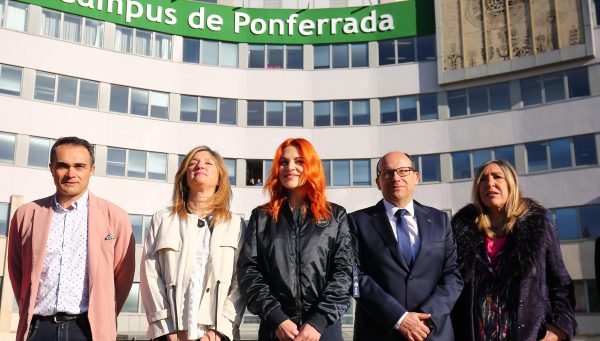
237,201,353,334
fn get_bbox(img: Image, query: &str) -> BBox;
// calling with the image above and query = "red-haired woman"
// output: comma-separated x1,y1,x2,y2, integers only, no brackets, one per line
237,138,353,341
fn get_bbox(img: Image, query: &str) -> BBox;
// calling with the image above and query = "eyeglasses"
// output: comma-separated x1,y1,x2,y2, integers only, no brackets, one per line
377,167,416,179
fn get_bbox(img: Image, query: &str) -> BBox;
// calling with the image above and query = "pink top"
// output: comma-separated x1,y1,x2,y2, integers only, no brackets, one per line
486,235,507,267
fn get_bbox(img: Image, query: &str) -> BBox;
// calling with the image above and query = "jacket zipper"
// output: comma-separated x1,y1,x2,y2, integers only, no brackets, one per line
294,216,303,325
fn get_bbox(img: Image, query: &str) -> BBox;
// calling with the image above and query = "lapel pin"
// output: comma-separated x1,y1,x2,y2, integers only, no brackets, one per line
105,234,116,240
315,219,330,227
426,218,432,223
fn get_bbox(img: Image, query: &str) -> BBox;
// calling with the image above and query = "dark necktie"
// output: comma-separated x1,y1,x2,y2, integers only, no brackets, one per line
395,209,412,266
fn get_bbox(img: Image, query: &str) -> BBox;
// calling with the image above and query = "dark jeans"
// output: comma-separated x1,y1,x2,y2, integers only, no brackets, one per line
27,315,92,341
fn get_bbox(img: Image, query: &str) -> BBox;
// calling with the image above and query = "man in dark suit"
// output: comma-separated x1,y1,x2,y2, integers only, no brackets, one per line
350,151,463,341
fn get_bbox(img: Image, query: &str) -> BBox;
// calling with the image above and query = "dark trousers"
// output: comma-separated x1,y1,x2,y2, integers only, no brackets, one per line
27,314,92,341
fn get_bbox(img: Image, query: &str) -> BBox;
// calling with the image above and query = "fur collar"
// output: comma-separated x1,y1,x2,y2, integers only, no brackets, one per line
452,198,548,281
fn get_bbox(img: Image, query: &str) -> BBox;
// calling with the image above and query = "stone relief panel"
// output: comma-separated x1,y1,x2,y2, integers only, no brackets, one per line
441,0,464,70
462,0,486,67
556,0,583,48
509,0,532,58
439,0,586,72
531,0,558,53
482,0,509,64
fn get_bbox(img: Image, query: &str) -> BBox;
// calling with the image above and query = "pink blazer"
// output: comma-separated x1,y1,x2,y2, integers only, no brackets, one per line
8,192,136,341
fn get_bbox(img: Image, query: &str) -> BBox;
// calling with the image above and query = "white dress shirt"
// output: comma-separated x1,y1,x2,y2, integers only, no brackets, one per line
383,199,420,261
34,191,89,315
382,199,421,329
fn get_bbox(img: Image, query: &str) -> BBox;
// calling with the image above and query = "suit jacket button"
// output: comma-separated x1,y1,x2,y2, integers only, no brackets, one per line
408,276,414,280
206,288,210,293
519,300,524,307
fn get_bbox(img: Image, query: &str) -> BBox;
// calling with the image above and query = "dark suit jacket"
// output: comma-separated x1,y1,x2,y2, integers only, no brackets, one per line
350,200,463,341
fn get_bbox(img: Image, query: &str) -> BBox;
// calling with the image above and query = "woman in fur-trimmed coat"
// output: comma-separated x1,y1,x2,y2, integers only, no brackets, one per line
451,160,577,341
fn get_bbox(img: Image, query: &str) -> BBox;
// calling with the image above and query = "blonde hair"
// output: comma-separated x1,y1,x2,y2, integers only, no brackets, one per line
171,146,232,223
471,160,528,235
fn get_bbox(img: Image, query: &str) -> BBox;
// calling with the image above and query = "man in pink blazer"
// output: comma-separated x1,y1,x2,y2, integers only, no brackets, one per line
8,136,135,341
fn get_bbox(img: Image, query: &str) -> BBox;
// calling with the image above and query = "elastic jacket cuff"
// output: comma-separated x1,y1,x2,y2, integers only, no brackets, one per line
305,312,328,334
266,307,290,330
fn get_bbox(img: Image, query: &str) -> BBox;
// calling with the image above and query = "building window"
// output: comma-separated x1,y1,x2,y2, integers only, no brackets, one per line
351,43,369,67
33,71,99,108
332,44,349,68
0,202,9,236
449,82,510,117
322,159,371,187
225,158,236,186
332,160,350,186
0,64,22,96
27,136,53,168
567,68,590,98
314,43,368,69
182,38,238,67
526,135,598,173
315,100,369,126
333,101,350,126
595,0,600,25
248,44,303,69
415,154,441,183
352,159,371,186
416,35,436,61
521,68,590,107
3,0,28,31
314,45,330,69
130,214,151,245
352,100,370,125
452,146,515,180
246,159,265,186
122,282,140,313
572,280,600,313
109,85,169,119
286,45,303,69
40,9,103,47
379,39,395,65
380,93,438,123
106,147,167,181
179,95,237,125
247,101,302,127
397,37,415,63
552,207,580,240
0,132,16,164
549,203,600,241
115,25,171,60
378,35,436,65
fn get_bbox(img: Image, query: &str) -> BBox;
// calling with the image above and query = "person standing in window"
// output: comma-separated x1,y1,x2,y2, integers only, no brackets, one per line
8,136,135,341
451,160,577,341
237,138,352,341
140,146,246,341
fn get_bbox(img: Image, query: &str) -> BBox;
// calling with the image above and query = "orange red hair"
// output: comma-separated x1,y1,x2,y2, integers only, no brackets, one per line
264,138,331,221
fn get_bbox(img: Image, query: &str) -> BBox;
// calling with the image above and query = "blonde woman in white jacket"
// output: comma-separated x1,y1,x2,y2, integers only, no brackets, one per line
141,146,246,341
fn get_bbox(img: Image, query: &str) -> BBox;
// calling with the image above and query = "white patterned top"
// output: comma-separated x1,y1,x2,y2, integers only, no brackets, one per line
186,217,212,340
34,191,89,315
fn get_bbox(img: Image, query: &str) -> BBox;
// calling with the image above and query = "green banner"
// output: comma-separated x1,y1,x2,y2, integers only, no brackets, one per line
18,0,435,44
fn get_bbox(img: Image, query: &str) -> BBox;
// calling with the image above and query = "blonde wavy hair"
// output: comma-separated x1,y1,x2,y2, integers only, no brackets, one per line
471,160,528,235
171,146,232,224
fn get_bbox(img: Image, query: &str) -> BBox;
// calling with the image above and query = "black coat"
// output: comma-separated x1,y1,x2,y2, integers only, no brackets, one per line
451,199,578,341
237,202,352,341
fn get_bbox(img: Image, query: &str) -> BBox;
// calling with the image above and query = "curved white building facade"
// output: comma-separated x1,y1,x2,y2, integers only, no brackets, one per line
0,0,599,339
